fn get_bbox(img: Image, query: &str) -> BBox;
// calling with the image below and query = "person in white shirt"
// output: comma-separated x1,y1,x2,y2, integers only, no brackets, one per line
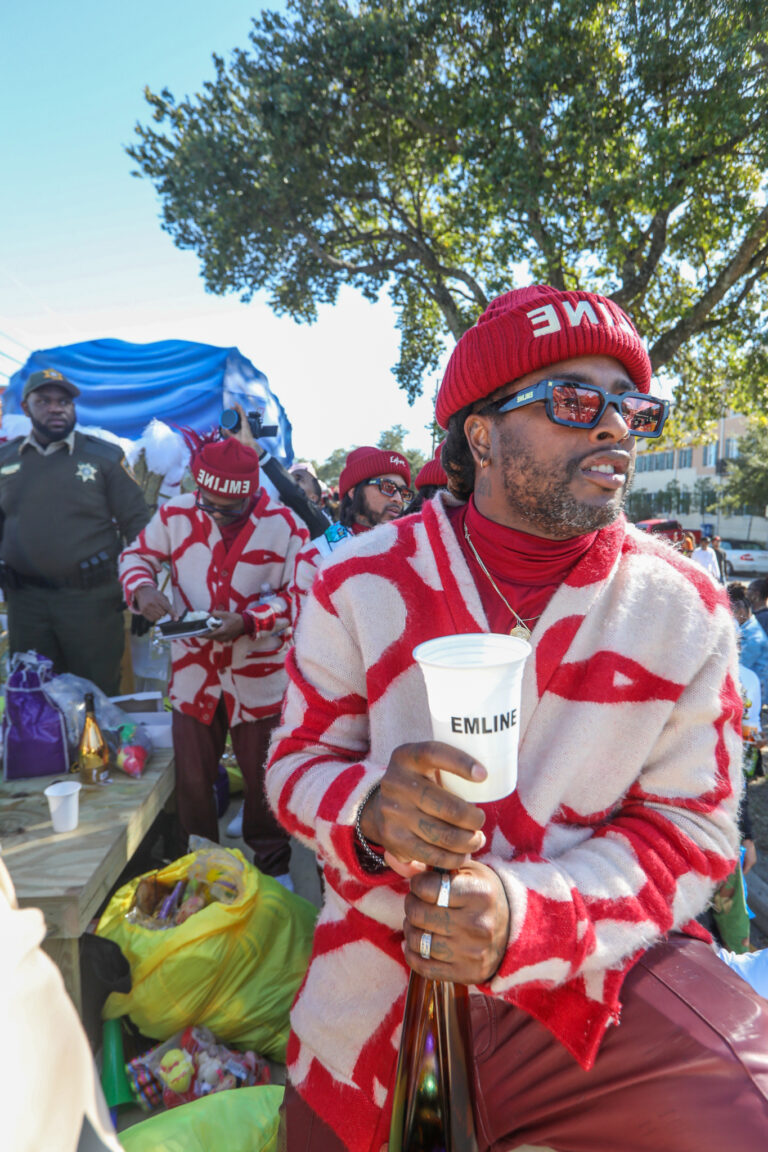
691,535,722,581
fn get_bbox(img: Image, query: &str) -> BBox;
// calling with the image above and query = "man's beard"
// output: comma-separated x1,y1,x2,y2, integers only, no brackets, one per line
360,490,392,527
31,413,76,443
497,428,634,539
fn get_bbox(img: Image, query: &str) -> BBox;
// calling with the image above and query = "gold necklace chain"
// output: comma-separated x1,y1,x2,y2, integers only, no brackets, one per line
463,521,540,641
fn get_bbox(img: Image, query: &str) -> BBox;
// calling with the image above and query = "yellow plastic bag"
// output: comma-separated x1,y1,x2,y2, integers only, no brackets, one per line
118,1084,284,1152
225,761,244,794
97,848,316,1061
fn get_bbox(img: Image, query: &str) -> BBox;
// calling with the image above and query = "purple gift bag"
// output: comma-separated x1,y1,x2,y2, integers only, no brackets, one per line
3,650,70,780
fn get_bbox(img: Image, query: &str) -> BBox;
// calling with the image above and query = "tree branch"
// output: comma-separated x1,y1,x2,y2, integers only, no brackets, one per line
649,204,768,368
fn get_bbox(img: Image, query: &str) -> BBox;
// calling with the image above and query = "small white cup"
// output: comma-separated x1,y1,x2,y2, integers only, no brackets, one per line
44,780,82,833
413,633,531,803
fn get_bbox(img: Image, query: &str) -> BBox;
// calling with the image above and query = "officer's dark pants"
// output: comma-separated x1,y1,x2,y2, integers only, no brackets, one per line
6,582,124,697
278,935,768,1151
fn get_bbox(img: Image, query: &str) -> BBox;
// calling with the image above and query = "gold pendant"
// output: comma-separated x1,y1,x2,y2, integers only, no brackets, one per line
510,621,531,642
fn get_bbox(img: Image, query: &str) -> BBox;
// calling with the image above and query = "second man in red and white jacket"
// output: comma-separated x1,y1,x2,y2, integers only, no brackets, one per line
120,437,308,885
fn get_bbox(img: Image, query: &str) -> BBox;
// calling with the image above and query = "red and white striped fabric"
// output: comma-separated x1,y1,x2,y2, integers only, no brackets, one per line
266,492,743,1152
119,490,308,725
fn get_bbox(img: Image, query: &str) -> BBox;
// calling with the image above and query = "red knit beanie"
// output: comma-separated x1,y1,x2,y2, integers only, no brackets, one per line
339,446,411,499
435,284,652,429
415,451,447,490
192,438,260,497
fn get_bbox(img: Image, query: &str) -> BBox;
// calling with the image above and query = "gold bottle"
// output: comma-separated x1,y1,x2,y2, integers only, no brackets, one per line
389,941,479,1150
76,692,109,785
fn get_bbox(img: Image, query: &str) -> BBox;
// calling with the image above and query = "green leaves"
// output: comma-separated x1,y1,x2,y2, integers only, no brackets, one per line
129,0,768,429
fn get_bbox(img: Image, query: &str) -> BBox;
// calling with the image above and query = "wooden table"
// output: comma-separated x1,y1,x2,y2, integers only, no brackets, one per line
0,750,174,1014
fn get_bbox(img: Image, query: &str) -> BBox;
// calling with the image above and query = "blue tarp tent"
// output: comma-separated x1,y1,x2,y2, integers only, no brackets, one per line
5,338,294,465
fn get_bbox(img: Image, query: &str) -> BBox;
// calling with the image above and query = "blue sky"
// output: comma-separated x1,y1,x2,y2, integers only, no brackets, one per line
0,1,439,462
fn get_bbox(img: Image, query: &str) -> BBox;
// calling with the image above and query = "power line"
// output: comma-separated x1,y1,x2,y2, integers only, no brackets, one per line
0,348,23,368
0,328,30,355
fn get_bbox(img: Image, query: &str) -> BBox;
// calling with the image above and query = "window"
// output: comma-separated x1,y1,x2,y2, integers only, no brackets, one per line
702,443,717,468
725,438,739,460
652,450,674,471
678,447,692,468
636,455,650,473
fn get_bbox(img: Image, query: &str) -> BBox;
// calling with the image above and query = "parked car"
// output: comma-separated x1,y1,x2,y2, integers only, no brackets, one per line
718,540,768,577
634,518,685,544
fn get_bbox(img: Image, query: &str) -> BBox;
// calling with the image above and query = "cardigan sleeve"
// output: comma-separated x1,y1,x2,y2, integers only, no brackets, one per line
265,571,398,891
241,511,310,636
480,614,743,998
118,505,173,609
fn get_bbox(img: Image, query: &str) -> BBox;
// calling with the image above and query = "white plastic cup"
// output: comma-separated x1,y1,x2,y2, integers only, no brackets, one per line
44,780,82,833
413,633,531,803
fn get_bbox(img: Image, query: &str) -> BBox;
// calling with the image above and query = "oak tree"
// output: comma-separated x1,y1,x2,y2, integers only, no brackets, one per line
129,0,768,428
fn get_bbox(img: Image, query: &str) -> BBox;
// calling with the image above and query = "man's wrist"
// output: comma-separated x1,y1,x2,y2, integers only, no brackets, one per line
355,782,387,870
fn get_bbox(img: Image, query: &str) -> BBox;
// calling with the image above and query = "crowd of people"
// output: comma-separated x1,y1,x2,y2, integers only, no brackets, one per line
3,284,768,1150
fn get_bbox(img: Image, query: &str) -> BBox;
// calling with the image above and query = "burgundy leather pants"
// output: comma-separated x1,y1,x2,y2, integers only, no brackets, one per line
279,935,768,1151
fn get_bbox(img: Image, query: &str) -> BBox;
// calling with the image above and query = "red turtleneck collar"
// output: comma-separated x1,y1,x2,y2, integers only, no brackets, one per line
449,498,596,634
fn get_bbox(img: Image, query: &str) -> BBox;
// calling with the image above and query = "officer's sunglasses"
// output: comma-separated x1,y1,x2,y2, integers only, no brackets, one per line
485,379,669,438
365,478,415,505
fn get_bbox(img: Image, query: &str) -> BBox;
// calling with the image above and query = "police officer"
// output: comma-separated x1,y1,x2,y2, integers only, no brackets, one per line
0,369,149,695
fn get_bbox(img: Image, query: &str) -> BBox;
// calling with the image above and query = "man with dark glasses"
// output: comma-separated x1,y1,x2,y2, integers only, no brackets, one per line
267,284,767,1150
337,445,413,533
120,436,308,889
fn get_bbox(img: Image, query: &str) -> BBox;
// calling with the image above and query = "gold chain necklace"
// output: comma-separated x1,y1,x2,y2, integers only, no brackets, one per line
463,521,540,641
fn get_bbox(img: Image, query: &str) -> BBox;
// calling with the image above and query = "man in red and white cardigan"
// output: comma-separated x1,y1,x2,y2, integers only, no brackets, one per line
120,437,308,883
267,285,768,1150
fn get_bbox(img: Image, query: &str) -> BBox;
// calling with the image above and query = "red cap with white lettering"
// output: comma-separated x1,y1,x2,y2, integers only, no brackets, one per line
338,446,411,499
192,437,260,497
435,284,652,429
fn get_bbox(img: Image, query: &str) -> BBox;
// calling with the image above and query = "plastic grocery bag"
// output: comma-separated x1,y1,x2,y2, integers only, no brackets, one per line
43,673,153,777
96,846,317,1061
118,1084,284,1152
2,650,69,779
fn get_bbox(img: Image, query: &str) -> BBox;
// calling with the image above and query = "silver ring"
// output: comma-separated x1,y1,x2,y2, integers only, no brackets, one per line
436,873,451,908
419,931,432,960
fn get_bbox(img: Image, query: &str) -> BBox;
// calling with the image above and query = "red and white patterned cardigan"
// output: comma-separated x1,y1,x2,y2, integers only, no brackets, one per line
266,492,743,1152
119,490,308,725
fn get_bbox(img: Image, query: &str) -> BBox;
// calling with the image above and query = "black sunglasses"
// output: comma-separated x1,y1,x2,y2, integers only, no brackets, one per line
365,478,415,505
486,379,669,438
195,493,248,518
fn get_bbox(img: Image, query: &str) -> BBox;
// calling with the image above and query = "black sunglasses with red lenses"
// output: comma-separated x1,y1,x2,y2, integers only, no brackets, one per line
365,477,415,505
487,379,669,438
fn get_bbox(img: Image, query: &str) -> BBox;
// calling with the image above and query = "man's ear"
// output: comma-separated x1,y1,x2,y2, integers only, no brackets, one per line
21,399,29,418
463,412,492,468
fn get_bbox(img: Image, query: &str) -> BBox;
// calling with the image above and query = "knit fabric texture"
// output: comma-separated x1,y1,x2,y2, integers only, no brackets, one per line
414,455,447,489
338,446,411,499
192,437,260,497
436,284,653,427
119,491,308,724
266,492,742,1152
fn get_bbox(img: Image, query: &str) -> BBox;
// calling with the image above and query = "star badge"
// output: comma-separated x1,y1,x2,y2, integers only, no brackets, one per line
76,462,98,483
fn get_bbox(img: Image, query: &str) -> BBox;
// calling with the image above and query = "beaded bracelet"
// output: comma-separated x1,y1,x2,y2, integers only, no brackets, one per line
354,782,387,870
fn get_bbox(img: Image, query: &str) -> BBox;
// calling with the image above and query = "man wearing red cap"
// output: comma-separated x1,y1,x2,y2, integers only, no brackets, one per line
267,285,768,1149
409,449,448,513
120,437,308,885
337,446,414,532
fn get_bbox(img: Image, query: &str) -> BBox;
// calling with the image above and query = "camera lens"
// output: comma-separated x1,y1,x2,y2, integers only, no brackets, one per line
220,408,241,432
